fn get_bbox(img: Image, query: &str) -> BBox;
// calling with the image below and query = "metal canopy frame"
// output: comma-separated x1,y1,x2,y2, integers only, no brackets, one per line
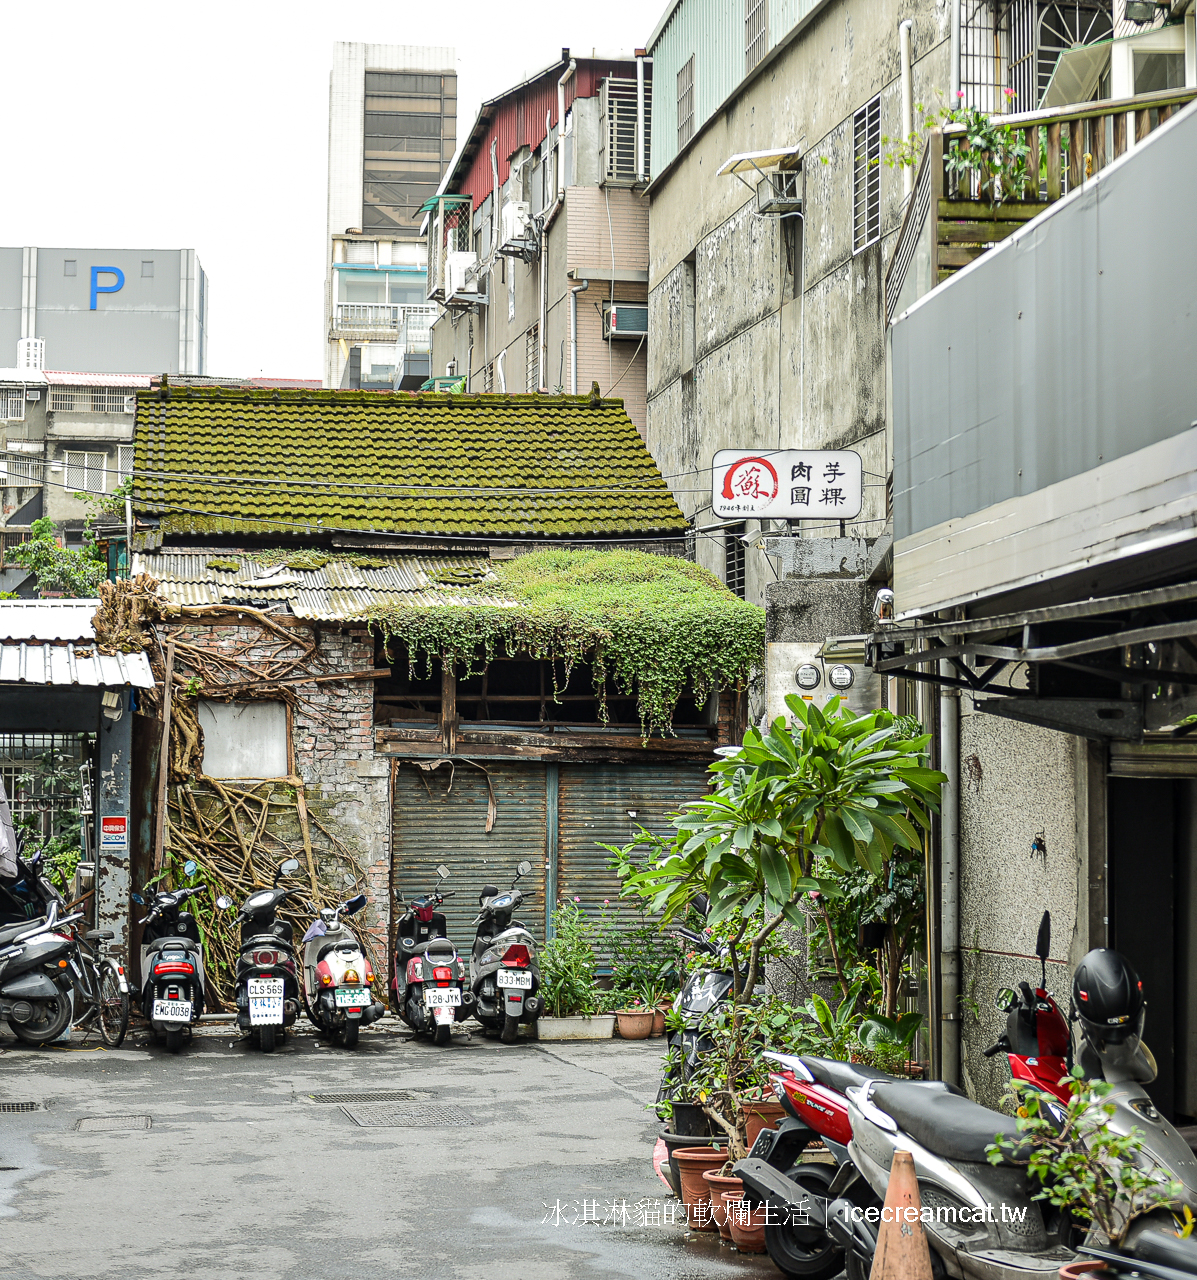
868,578,1197,739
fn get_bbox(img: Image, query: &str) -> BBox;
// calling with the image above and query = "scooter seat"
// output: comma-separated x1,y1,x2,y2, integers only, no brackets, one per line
799,1057,895,1094
869,1082,1025,1164
0,919,42,946
409,938,456,958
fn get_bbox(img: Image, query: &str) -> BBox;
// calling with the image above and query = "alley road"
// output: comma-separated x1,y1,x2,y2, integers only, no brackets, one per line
0,1019,780,1280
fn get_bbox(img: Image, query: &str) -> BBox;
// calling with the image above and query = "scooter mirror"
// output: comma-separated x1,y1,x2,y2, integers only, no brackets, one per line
436,864,450,879
279,858,300,877
343,893,367,915
994,987,1017,1012
516,860,532,878
215,895,233,910
693,892,711,918
130,892,144,905
183,860,197,877
1035,911,1051,961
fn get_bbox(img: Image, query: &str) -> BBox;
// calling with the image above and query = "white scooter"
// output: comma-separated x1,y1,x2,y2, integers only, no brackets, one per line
300,894,386,1048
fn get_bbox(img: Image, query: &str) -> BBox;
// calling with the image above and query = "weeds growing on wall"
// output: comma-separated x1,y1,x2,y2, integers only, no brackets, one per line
364,548,765,737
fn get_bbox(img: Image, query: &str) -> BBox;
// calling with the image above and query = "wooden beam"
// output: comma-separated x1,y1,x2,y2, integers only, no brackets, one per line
1113,111,1127,159
1046,123,1061,202
441,662,456,754
153,639,175,873
1068,119,1083,189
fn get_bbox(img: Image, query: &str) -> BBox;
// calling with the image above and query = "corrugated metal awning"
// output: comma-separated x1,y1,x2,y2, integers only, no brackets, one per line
0,642,154,688
0,600,103,641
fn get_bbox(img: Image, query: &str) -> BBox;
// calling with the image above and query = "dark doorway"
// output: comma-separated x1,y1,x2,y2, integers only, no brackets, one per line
1108,776,1197,1123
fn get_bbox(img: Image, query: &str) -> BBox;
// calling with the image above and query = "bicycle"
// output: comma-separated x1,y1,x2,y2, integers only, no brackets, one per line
67,928,130,1048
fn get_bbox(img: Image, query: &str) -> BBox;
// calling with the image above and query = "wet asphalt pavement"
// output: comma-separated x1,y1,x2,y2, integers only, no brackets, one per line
0,1017,782,1280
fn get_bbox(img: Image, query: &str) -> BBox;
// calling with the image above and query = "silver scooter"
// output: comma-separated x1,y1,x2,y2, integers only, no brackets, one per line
300,894,386,1048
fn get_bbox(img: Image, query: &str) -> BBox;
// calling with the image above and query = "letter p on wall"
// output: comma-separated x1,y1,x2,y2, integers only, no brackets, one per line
90,266,125,309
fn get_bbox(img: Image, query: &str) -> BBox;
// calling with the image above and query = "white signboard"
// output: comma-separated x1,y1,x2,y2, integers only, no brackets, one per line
712,450,863,520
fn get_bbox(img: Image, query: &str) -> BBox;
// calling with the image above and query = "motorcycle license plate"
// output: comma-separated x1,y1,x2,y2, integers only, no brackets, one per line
152,999,191,1023
334,986,370,1009
424,987,461,1008
248,977,284,1025
497,970,532,989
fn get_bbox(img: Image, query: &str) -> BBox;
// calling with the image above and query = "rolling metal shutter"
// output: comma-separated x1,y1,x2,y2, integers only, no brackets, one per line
555,763,710,943
391,761,548,949
1109,742,1197,778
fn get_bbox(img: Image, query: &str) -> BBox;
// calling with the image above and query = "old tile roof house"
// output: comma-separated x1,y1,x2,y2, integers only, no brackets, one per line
125,384,762,981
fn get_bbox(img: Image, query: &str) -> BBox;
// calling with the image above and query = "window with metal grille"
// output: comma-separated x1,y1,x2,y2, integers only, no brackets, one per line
64,451,107,494
0,530,31,567
745,0,769,74
525,324,539,392
677,57,695,150
2,389,25,422
0,734,90,831
116,445,134,482
724,524,747,599
482,362,494,393
852,98,881,252
602,77,653,182
49,386,135,414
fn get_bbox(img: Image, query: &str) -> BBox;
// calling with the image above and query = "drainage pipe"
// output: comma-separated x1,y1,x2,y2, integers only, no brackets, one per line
939,659,961,1087
899,20,915,201
570,279,589,394
556,55,577,201
950,0,961,105
636,50,646,181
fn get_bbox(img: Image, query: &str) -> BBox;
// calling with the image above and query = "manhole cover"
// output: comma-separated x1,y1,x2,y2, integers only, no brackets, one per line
0,1102,38,1114
75,1116,152,1132
308,1090,420,1104
339,1103,475,1128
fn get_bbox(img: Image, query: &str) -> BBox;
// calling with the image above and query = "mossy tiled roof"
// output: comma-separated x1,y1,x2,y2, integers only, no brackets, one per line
132,387,687,539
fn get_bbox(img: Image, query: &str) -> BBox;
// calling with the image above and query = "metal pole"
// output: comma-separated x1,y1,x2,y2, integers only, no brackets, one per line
635,51,646,182
899,21,915,201
939,658,961,1086
950,0,961,105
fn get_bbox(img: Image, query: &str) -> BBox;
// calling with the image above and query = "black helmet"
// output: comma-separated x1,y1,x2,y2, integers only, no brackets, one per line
1072,948,1144,1045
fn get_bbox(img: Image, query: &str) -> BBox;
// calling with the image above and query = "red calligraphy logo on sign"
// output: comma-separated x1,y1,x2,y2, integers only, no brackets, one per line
720,456,779,508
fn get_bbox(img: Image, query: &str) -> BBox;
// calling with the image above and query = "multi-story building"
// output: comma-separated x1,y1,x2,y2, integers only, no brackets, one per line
424,49,652,433
323,43,457,390
0,247,207,376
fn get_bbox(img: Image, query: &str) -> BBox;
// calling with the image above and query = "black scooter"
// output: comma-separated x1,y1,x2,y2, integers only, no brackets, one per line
134,862,211,1054
393,864,474,1045
218,858,302,1053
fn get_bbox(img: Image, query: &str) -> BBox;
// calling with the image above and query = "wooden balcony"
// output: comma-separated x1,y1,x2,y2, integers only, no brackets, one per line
886,86,1197,322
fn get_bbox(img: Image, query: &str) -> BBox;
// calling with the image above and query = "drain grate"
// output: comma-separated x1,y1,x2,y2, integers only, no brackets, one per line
75,1116,152,1133
0,1102,38,1114
308,1090,420,1104
339,1103,475,1129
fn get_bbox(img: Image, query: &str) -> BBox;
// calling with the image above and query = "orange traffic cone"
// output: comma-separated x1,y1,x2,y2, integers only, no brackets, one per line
868,1151,934,1280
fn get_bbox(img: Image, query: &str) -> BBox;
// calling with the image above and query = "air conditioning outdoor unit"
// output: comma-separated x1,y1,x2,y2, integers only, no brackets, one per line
756,171,802,216
603,303,648,340
445,252,483,303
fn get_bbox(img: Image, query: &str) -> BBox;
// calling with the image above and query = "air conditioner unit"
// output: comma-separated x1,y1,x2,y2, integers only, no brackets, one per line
445,251,483,302
756,171,802,216
603,303,648,340
499,200,538,261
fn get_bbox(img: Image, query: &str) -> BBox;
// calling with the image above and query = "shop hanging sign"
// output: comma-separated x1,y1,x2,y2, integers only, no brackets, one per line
712,449,863,520
100,816,128,850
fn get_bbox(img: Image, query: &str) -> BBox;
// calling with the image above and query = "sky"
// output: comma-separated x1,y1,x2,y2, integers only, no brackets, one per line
0,0,660,381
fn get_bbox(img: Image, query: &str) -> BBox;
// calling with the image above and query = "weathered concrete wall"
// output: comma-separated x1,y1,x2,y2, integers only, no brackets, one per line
956,699,1089,1106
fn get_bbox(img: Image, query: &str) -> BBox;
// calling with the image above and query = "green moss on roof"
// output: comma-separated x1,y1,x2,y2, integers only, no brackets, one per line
365,547,765,737
132,387,686,540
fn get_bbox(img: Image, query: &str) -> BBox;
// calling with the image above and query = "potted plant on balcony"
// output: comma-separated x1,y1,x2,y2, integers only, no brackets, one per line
536,899,614,1041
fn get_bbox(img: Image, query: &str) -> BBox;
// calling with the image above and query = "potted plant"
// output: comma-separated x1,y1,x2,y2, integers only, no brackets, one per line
613,999,655,1039
536,900,614,1041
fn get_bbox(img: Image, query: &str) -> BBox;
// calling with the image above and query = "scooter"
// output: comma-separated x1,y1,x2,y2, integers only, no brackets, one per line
393,864,473,1046
0,900,82,1045
220,858,303,1053
0,845,66,929
469,859,541,1044
300,893,386,1048
134,862,211,1053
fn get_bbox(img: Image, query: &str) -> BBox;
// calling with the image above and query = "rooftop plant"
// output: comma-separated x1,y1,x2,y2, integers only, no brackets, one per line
7,518,106,598
364,548,765,737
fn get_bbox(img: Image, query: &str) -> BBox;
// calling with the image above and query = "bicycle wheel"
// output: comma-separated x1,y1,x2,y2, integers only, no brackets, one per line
97,963,129,1048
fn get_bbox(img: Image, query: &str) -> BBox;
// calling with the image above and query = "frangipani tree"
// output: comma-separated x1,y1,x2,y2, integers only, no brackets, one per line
614,695,945,1001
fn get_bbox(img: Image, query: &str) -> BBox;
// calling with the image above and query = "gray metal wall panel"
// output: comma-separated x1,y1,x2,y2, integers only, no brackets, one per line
391,761,547,949
893,104,1197,543
556,762,709,954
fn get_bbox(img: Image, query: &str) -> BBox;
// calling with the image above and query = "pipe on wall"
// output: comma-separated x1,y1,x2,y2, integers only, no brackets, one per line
899,20,915,201
950,0,961,105
556,56,577,201
939,660,961,1087
570,279,589,394
635,50,646,182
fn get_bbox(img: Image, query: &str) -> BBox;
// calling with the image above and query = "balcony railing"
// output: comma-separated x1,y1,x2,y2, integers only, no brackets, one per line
886,85,1197,322
330,303,439,341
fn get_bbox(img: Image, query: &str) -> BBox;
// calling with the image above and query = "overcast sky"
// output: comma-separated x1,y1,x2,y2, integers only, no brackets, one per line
0,0,657,381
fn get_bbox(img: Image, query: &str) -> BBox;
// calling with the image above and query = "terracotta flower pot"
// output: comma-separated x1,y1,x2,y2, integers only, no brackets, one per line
739,1099,787,1149
672,1146,725,1232
651,1007,666,1036
724,1195,769,1253
703,1169,742,1235
615,1008,655,1039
